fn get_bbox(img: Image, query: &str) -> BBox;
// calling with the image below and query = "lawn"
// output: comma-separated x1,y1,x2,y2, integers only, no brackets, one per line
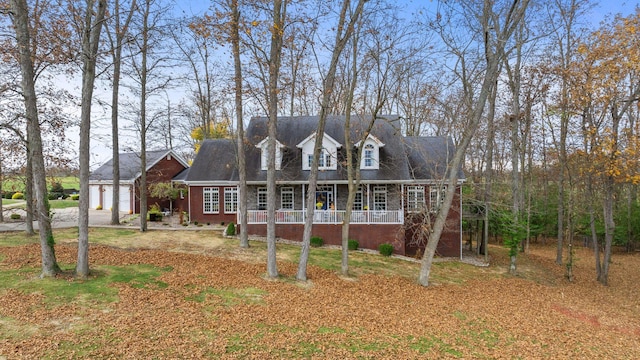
1,176,79,193
0,199,77,210
1,199,23,206
0,229,639,358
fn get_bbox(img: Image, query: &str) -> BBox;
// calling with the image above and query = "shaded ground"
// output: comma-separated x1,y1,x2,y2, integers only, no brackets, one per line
1,232,639,359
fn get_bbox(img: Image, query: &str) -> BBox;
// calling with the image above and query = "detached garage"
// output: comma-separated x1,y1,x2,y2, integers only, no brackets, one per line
89,149,189,214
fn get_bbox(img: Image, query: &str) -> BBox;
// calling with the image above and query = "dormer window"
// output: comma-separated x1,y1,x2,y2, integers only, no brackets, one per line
256,137,285,170
363,144,374,167
308,148,332,169
297,132,341,171
356,134,385,170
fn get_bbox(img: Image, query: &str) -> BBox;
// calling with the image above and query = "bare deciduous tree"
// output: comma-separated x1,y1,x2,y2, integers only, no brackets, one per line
8,0,61,277
418,0,531,286
76,0,108,279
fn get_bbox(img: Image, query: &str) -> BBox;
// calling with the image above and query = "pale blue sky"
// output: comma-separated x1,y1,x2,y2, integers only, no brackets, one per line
83,0,639,167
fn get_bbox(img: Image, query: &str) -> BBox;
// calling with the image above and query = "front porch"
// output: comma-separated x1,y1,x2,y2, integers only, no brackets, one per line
246,209,404,224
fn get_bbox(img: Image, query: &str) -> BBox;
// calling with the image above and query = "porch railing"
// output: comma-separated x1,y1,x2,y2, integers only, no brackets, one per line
246,209,403,224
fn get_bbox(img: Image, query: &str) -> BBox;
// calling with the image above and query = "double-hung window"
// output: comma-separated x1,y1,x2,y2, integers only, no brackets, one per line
353,187,363,211
280,187,294,210
429,185,447,212
224,187,238,213
257,188,268,210
203,187,219,214
307,149,332,169
407,186,425,212
363,144,374,168
373,185,387,211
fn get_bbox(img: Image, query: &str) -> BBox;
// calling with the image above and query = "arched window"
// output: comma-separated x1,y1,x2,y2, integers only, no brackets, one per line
363,144,375,168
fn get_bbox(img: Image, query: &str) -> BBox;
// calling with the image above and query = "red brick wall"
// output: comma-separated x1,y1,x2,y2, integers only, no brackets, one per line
188,186,237,225
246,223,405,255
134,155,187,213
404,185,462,258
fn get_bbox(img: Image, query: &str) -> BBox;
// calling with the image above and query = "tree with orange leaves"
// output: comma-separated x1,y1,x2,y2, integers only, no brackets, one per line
568,9,640,285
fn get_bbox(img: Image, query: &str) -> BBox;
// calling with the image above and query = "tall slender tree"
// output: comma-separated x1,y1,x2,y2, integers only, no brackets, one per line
106,0,137,225
297,0,367,281
265,0,286,278
418,0,531,286
227,0,249,248
8,0,61,277
76,0,108,278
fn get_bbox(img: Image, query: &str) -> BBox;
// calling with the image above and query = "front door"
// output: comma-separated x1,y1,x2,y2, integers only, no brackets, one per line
315,186,333,210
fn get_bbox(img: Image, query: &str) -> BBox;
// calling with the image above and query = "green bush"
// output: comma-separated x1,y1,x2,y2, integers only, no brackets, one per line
49,182,65,200
4,192,16,199
348,239,359,251
148,204,163,221
10,213,21,220
11,192,24,200
378,243,394,257
226,222,236,236
71,194,80,200
47,192,62,200
310,236,323,247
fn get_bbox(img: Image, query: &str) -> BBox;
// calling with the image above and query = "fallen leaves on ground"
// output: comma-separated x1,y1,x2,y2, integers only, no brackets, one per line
0,237,639,359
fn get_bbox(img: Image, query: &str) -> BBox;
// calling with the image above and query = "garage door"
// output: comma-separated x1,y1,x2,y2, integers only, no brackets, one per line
89,185,101,209
103,185,113,211
121,186,132,212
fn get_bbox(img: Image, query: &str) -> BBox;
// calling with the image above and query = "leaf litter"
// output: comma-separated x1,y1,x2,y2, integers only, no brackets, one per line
0,235,639,359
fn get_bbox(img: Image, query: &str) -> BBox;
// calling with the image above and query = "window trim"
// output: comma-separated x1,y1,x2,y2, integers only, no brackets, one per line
257,187,268,210
280,187,294,210
353,186,363,211
373,185,387,211
429,185,447,213
307,148,332,170
224,187,238,214
363,144,375,168
407,185,425,213
203,187,220,214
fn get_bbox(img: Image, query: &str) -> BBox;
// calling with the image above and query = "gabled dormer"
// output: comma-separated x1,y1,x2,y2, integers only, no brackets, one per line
256,137,286,170
296,132,342,171
355,134,385,170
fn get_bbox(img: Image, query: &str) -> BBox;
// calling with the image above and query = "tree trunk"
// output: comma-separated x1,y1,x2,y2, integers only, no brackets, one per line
599,176,615,285
266,0,285,279
419,0,530,286
0,159,3,222
482,78,497,258
77,0,107,279
25,143,34,234
138,0,151,233
10,0,60,277
340,38,360,277
296,0,367,281
108,0,136,225
230,0,248,248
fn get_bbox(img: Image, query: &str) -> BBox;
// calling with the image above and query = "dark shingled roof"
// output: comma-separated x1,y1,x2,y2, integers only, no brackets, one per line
185,139,238,182
90,149,184,182
186,116,464,183
172,167,190,182
403,136,465,180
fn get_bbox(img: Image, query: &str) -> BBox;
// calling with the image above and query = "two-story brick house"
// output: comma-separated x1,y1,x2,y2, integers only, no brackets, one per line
182,115,464,257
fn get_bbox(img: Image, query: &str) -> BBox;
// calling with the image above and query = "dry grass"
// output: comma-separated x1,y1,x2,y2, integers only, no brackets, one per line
1,230,639,359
